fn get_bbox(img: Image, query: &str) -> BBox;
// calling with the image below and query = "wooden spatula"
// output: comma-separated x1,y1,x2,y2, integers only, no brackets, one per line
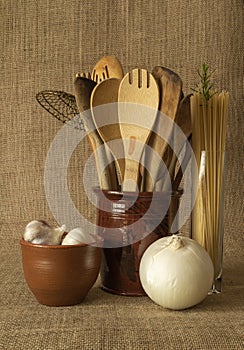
167,94,192,182
92,55,124,83
118,68,159,192
142,66,183,191
91,78,125,184
172,136,192,191
74,76,118,190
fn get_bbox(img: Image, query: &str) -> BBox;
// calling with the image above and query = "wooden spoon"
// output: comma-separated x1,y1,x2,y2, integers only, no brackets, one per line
92,55,124,83
91,56,124,186
118,68,159,192
91,78,125,184
142,66,183,191
74,76,118,190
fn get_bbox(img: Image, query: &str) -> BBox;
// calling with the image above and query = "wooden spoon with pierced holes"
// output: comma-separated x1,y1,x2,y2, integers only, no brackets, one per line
118,68,159,192
92,55,124,83
142,66,183,191
74,76,118,190
91,78,125,184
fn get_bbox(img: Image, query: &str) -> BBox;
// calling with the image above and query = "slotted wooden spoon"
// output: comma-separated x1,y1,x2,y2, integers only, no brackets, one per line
142,66,183,191
118,68,159,192
74,76,118,190
91,55,124,83
91,78,125,184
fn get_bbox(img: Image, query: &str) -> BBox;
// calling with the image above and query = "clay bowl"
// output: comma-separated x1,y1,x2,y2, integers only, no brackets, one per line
20,238,102,306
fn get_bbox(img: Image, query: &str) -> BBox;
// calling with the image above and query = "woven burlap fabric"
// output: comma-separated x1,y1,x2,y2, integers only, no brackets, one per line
0,0,243,349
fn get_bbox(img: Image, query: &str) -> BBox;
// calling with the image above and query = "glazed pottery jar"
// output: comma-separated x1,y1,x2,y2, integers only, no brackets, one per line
94,189,182,296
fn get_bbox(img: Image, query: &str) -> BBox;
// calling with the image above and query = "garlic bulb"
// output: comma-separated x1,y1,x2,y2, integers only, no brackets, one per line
61,227,96,245
139,235,214,310
23,220,66,245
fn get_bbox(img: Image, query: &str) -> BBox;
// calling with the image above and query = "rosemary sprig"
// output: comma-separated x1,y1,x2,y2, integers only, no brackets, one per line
191,63,217,101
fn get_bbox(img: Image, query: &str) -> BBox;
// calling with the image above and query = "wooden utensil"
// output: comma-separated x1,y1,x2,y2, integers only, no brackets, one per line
91,55,124,186
76,72,92,79
167,94,192,183
142,66,183,191
92,55,124,83
118,68,159,192
172,136,192,191
91,77,125,184
74,76,118,190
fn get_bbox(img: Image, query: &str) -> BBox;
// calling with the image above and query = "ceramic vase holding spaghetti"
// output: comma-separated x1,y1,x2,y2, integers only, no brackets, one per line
191,90,229,293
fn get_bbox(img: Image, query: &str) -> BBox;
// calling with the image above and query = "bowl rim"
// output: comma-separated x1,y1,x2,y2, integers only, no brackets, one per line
20,238,90,249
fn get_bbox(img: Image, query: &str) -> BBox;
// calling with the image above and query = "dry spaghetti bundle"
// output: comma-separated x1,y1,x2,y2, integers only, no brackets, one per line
191,87,229,289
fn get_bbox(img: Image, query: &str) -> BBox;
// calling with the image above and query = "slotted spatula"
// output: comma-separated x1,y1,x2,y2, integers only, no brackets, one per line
91,78,125,184
92,55,124,83
118,68,159,192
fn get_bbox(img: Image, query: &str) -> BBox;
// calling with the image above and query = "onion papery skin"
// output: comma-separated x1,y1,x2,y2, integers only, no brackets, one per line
139,235,214,310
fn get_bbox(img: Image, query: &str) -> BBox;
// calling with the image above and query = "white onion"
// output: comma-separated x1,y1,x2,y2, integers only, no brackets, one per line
61,228,96,245
139,235,214,310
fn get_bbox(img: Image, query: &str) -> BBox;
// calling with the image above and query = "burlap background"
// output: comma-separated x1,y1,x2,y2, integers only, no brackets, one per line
0,0,243,349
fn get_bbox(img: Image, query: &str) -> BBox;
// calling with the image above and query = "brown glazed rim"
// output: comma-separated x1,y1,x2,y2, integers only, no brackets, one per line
20,238,89,249
93,187,183,198
93,187,184,198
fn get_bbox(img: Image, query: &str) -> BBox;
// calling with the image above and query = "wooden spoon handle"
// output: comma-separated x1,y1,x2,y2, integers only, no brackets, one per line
122,158,141,191
88,133,118,190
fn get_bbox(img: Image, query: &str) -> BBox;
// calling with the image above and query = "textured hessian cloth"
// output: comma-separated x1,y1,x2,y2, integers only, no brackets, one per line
0,0,243,349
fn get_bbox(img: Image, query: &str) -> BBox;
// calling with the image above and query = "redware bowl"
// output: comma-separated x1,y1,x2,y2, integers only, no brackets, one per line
20,238,102,306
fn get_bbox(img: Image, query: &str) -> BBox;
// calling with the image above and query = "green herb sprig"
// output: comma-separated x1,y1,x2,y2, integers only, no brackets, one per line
191,63,217,101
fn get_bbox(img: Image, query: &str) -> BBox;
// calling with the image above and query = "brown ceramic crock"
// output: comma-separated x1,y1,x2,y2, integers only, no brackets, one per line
94,189,182,296
20,239,102,306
